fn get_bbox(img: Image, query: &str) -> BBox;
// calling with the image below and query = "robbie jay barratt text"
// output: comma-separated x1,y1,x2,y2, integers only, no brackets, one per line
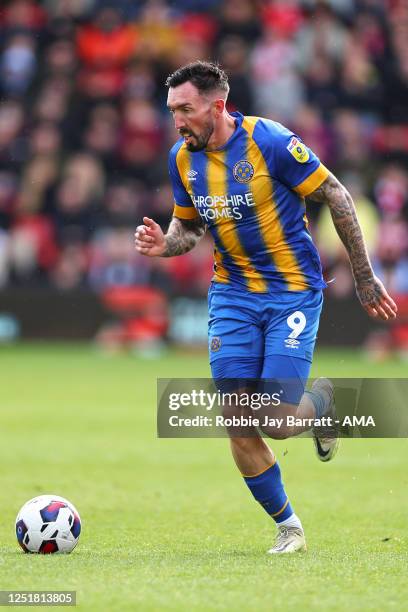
167,415,376,428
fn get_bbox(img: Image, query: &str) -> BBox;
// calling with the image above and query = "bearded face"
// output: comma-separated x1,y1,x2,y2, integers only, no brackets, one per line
167,82,219,153
178,120,214,152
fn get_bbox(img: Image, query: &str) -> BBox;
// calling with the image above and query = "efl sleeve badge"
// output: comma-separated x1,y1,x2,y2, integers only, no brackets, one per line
286,137,310,163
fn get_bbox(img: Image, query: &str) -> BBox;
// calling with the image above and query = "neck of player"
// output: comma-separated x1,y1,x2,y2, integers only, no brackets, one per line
206,113,236,152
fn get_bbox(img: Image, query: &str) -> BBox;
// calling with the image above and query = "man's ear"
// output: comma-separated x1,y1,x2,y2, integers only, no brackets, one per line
213,98,226,117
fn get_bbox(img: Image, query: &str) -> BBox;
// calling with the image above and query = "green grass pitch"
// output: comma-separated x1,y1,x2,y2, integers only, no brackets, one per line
0,343,407,611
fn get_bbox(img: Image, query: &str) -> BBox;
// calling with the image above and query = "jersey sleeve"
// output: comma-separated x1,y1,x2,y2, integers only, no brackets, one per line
168,145,199,220
273,127,329,197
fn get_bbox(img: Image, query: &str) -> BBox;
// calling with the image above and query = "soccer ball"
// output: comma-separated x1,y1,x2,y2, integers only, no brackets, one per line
15,495,81,554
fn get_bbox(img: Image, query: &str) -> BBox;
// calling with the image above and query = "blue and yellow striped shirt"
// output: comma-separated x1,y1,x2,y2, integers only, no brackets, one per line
168,112,328,292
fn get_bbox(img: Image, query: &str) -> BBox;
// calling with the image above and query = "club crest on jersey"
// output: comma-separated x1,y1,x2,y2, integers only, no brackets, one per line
210,336,221,352
287,137,309,163
233,160,254,183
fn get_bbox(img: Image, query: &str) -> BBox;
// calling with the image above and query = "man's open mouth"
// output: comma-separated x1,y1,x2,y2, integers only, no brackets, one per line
181,132,193,142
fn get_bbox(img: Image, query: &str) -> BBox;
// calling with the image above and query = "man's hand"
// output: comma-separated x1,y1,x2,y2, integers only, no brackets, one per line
134,217,166,257
135,215,205,258
356,276,398,321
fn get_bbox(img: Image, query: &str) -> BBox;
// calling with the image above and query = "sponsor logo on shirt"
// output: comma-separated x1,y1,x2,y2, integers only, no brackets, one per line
191,192,255,222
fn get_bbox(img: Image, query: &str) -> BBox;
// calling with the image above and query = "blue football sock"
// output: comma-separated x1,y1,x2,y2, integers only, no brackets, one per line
304,390,327,419
243,462,294,523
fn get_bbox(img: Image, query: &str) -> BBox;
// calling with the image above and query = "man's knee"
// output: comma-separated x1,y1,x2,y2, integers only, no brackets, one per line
230,436,263,454
260,426,291,440
257,401,298,439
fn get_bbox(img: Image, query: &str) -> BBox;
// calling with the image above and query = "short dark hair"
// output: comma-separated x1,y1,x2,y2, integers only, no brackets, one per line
165,61,229,96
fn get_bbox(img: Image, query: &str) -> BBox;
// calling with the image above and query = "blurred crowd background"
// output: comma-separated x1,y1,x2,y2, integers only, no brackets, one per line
0,0,407,350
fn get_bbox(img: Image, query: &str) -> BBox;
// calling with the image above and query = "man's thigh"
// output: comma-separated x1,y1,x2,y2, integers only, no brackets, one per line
263,289,323,363
208,282,264,364
260,353,312,406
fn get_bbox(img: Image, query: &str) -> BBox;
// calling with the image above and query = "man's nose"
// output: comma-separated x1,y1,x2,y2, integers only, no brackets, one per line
174,115,186,131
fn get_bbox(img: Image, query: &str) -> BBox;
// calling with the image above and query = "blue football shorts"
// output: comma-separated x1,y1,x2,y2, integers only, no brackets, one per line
208,282,323,405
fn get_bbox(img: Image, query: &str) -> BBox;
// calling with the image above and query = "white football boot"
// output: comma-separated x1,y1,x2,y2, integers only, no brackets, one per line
267,526,307,554
312,377,340,462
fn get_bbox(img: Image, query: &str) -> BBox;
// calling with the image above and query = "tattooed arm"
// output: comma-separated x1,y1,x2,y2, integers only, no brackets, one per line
308,173,397,320
134,215,205,258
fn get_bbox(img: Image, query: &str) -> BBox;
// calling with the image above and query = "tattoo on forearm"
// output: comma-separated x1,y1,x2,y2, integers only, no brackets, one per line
162,216,205,257
309,173,374,286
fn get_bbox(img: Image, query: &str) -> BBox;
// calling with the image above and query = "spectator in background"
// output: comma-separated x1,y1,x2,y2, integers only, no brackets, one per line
118,97,164,182
33,76,72,124
368,218,408,360
250,21,305,122
123,58,158,101
304,53,340,118
16,155,59,217
0,100,25,168
374,164,408,219
0,0,47,36
0,228,10,287
169,32,209,72
383,3,408,123
296,3,348,71
331,109,372,172
99,180,147,229
29,122,62,158
43,39,77,78
89,227,151,290
373,218,408,295
52,152,104,244
0,170,17,231
217,36,254,115
0,33,36,96
76,6,137,98
8,213,57,286
215,0,262,47
337,33,383,115
291,104,334,166
83,103,120,168
50,241,88,290
135,0,180,64
261,0,304,39
41,0,94,20
352,9,387,62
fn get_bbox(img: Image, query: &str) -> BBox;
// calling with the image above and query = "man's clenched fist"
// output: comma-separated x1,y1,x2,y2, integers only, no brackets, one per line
134,217,166,257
